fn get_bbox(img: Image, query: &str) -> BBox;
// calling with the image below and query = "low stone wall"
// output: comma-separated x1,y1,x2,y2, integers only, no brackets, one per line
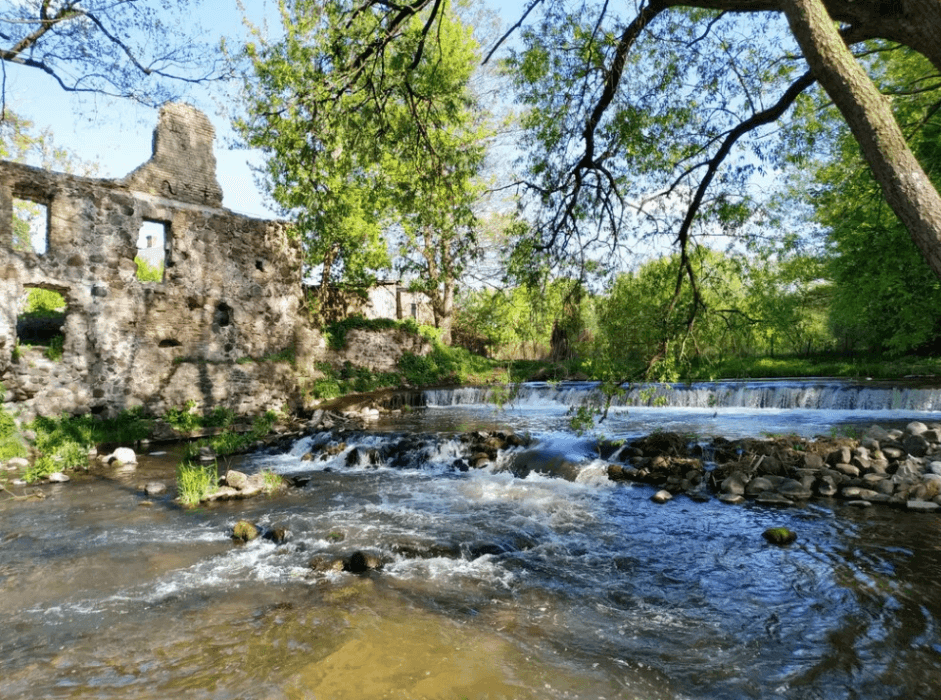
331,328,432,373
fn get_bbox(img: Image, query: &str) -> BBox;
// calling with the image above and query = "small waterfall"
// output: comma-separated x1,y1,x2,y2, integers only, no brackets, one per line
423,379,941,412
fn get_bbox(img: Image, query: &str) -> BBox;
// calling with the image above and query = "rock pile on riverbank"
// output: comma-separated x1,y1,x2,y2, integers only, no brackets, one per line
606,422,941,511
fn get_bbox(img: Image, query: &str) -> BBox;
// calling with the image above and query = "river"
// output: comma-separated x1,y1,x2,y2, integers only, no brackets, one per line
2,379,941,699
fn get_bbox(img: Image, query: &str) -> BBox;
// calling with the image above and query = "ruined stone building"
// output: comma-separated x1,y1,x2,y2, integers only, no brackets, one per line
0,103,317,419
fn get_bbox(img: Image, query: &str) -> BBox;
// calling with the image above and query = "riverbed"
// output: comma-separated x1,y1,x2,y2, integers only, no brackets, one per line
3,380,941,699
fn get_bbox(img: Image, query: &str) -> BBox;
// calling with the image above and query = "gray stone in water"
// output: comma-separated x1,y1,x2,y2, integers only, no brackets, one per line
651,489,673,504
47,472,70,483
225,469,249,490
929,461,941,477
143,481,167,497
7,457,29,470
719,493,745,505
847,500,873,508
755,493,794,507
906,421,929,436
906,500,941,513
109,447,137,465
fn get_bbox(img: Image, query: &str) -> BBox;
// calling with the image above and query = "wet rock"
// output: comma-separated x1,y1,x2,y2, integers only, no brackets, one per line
827,446,852,467
777,479,812,500
834,463,860,478
47,471,70,483
906,421,929,436
308,555,344,573
342,550,384,573
762,527,797,545
903,434,929,458
745,476,774,496
802,453,825,470
232,520,259,542
847,500,873,508
906,500,941,513
142,481,167,497
719,493,745,505
721,473,747,496
754,493,794,507
816,475,838,497
263,527,290,544
225,469,249,490
651,489,673,504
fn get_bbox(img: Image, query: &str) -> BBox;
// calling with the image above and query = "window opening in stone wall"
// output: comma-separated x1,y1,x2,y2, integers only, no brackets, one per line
135,220,168,282
16,286,67,361
12,198,49,254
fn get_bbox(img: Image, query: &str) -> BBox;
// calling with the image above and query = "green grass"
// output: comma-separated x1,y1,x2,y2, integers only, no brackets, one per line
175,412,282,505
0,409,27,461
176,451,218,507
684,353,941,381
20,408,153,483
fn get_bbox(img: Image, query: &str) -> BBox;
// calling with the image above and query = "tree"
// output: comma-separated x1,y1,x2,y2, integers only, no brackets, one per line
811,46,941,353
235,0,492,342
0,0,228,109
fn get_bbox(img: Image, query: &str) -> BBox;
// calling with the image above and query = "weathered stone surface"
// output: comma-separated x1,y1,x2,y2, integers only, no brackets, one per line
0,103,358,419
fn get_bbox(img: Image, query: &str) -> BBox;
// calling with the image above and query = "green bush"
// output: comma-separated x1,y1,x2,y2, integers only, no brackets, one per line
134,256,164,282
23,288,65,318
24,455,58,483
46,334,64,361
0,409,27,461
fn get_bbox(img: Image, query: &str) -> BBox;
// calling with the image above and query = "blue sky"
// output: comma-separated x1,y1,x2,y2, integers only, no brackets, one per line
4,0,526,221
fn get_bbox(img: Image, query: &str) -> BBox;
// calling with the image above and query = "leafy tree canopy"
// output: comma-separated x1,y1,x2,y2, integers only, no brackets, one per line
235,0,494,340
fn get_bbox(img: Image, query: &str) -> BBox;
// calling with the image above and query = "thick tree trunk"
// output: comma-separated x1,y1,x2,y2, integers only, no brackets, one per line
783,0,941,279
432,281,454,345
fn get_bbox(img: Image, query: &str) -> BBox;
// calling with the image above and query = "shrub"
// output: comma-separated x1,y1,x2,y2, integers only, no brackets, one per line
134,256,164,282
24,455,58,483
23,288,66,317
0,409,27,461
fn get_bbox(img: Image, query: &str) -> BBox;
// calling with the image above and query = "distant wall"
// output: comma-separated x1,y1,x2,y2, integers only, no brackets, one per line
310,281,436,326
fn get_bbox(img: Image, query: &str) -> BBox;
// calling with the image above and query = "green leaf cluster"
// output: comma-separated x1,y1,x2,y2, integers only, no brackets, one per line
235,0,492,335
811,48,941,354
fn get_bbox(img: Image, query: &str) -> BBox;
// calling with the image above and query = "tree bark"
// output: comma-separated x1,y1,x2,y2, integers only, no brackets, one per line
783,0,941,279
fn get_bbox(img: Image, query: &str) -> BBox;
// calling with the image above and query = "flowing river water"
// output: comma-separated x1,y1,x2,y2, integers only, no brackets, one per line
3,379,941,699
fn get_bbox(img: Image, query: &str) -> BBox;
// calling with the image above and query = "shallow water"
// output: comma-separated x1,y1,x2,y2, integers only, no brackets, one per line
3,382,941,699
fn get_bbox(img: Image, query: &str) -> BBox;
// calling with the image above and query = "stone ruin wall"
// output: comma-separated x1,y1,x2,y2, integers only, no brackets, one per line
0,103,324,420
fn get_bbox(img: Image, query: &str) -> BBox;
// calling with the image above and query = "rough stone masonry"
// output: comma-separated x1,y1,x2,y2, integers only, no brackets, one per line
0,103,326,420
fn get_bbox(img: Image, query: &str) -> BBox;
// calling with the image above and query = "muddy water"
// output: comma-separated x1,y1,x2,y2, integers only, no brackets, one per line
3,399,941,698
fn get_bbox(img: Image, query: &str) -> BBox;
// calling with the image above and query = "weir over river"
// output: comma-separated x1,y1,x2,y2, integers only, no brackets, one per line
2,379,941,699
